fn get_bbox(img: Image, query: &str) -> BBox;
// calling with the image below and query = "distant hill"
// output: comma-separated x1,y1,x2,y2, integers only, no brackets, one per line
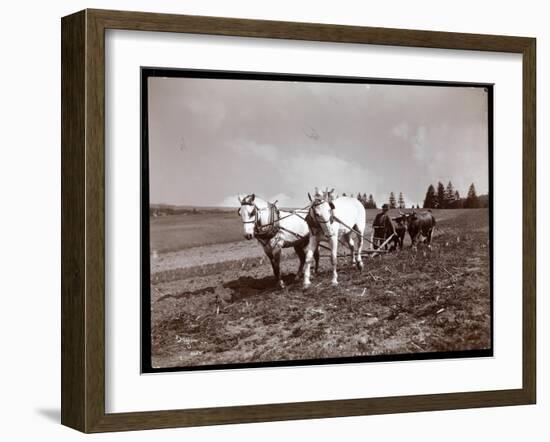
150,204,235,217
150,195,489,218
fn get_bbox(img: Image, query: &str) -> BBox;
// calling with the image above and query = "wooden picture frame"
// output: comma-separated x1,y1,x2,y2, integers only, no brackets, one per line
61,9,536,433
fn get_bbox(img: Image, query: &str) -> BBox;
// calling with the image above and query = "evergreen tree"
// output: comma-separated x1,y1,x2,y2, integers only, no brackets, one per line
423,184,436,209
437,181,446,208
445,181,455,208
389,192,397,209
367,194,376,209
454,190,462,209
398,192,405,209
465,183,479,208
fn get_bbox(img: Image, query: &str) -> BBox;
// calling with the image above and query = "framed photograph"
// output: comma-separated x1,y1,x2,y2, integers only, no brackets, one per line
61,9,536,433
142,69,495,374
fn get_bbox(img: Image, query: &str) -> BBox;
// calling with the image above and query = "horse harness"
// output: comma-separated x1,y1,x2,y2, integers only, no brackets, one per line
307,199,335,234
239,200,281,242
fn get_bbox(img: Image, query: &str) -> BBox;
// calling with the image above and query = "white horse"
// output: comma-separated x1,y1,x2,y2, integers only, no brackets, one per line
303,189,366,288
238,194,319,289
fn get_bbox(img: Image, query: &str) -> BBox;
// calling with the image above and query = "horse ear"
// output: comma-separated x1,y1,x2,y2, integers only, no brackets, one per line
251,194,255,202
308,192,312,202
237,195,242,203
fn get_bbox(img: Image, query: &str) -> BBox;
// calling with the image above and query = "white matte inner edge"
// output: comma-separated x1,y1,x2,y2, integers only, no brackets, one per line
105,29,523,413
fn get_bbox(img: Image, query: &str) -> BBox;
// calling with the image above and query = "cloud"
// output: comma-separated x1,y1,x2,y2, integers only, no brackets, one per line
283,153,379,203
218,194,243,208
412,126,428,162
267,193,293,207
230,138,384,206
391,122,409,139
149,78,490,206
232,140,279,163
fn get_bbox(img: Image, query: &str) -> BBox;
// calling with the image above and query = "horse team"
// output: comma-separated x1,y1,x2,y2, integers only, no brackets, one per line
238,189,435,290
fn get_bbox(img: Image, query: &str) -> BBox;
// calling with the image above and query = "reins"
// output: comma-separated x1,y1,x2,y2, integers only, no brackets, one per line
239,198,310,231
305,199,378,247
240,196,385,252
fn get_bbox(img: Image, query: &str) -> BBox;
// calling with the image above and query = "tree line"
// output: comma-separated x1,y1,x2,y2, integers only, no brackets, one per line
340,193,378,209
341,182,487,210
422,181,486,209
355,193,378,209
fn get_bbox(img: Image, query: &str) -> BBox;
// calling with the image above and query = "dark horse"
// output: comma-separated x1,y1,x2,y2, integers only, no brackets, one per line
402,210,436,249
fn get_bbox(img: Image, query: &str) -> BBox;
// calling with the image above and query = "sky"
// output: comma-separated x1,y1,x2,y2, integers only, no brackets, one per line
147,75,489,208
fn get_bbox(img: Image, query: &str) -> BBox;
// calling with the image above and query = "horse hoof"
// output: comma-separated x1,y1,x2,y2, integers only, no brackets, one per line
303,282,311,290
356,261,364,271
331,281,339,287
279,281,286,289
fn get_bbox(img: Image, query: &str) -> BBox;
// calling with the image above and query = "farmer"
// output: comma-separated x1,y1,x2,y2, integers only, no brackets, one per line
372,204,399,251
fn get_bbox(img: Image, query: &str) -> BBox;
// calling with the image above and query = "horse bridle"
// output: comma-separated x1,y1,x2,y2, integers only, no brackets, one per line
309,199,335,227
238,199,279,235
238,201,258,225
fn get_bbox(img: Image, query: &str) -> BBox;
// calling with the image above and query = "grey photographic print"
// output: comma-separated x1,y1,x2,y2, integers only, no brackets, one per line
141,68,493,373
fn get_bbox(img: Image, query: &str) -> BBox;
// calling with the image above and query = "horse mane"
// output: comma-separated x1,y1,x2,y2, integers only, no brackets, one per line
242,194,268,208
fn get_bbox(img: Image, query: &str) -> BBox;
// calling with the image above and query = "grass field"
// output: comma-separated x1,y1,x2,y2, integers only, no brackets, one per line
151,211,243,253
149,208,491,369
150,208,465,253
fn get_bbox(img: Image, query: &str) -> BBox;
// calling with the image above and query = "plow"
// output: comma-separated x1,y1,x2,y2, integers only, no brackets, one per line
277,208,395,260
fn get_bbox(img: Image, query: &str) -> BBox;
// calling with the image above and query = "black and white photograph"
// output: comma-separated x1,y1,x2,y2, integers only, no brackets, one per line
142,69,493,372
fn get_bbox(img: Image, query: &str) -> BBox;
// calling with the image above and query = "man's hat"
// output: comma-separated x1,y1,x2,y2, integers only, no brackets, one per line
382,203,389,210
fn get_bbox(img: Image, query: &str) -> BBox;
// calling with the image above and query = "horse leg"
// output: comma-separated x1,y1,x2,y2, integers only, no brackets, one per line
426,228,433,250
272,247,285,289
389,235,398,252
410,233,418,251
294,245,306,281
355,229,364,270
263,244,284,289
303,235,319,289
330,235,339,286
345,233,356,266
313,247,320,274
